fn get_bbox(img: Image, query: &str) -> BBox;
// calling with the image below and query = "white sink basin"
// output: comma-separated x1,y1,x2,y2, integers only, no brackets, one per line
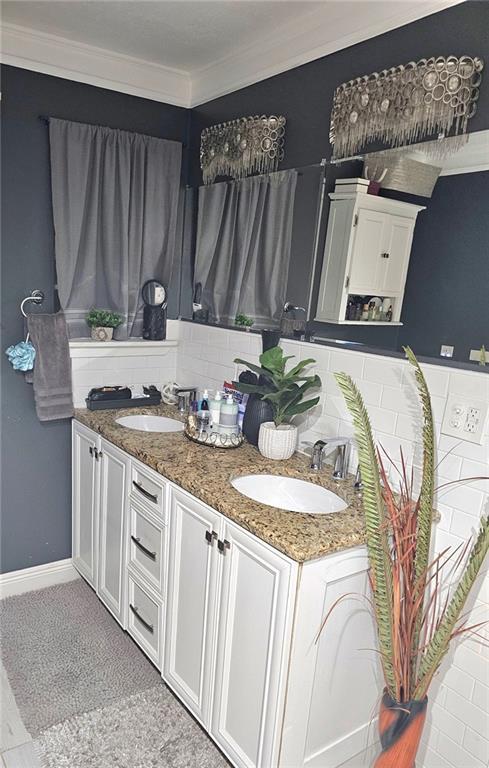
115,415,183,433
231,474,347,514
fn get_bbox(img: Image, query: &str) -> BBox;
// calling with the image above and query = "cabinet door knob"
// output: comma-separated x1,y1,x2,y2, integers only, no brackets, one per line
217,539,230,555
381,252,390,259
205,530,218,545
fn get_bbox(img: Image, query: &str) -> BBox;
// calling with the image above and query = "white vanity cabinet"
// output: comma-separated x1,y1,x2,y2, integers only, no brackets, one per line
315,191,425,324
97,438,129,625
72,421,380,768
72,421,99,588
164,486,296,768
211,518,296,768
72,422,129,626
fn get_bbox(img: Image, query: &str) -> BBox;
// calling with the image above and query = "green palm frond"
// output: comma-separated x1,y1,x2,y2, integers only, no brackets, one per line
334,372,396,695
414,515,489,699
404,346,435,678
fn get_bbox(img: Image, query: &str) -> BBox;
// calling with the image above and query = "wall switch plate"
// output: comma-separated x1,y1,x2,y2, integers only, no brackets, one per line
440,344,454,358
441,394,489,445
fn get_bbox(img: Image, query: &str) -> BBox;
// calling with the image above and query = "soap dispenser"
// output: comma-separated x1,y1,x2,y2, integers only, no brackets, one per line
209,390,222,426
220,394,239,433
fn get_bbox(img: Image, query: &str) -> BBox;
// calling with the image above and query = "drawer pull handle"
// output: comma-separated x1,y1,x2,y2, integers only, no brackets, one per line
129,603,154,634
133,480,158,504
205,530,218,546
131,535,157,561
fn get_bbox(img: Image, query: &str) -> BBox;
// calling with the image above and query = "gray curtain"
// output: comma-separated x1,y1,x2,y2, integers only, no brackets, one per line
49,118,182,338
194,169,298,326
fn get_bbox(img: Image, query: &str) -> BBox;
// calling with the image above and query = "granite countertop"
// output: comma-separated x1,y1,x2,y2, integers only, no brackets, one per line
74,404,367,563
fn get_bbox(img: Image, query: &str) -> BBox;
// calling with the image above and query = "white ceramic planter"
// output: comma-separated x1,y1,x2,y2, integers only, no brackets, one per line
258,422,297,461
91,326,114,341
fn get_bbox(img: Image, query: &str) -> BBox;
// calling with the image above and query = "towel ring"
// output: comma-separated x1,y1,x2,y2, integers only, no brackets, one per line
21,290,44,317
21,290,44,343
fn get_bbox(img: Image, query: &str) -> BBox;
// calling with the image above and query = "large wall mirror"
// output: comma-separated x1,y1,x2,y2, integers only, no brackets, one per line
182,129,488,369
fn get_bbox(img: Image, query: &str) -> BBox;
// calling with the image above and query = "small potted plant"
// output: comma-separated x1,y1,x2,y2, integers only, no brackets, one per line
235,313,254,330
86,309,123,341
234,346,321,460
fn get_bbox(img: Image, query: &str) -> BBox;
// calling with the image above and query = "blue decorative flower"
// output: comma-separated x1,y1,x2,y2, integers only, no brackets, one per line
5,341,36,371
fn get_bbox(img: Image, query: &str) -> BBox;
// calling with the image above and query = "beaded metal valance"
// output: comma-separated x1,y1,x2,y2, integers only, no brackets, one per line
330,55,484,160
200,115,286,184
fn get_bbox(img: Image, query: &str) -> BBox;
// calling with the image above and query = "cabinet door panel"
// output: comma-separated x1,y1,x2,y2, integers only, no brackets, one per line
348,208,387,292
211,522,294,768
164,488,221,725
72,422,99,587
98,439,128,625
381,215,415,295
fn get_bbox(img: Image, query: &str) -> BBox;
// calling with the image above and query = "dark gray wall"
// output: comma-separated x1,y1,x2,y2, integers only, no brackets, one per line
0,65,189,573
188,1,489,360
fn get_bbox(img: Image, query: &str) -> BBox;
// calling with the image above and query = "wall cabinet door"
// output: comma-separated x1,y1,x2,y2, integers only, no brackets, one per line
348,208,387,292
72,421,99,588
97,438,129,625
164,487,222,726
381,214,415,295
211,521,294,768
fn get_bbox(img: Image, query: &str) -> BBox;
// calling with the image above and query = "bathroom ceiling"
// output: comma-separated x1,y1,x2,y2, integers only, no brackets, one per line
1,0,463,106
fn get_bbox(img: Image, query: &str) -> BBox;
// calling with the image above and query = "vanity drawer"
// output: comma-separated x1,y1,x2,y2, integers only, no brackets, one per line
128,501,165,595
127,573,163,668
131,460,167,520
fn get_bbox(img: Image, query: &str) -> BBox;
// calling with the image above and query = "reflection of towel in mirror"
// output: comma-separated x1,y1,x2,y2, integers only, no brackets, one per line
25,312,74,421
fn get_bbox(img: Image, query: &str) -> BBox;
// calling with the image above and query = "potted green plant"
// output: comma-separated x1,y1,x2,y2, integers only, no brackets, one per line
330,348,489,768
234,345,321,460
234,313,254,329
86,309,124,341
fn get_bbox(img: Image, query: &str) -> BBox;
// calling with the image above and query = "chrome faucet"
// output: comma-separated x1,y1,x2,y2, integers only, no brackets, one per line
175,387,197,413
310,437,352,480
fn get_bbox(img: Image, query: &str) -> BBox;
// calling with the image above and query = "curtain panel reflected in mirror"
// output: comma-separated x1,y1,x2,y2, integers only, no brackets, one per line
194,169,298,326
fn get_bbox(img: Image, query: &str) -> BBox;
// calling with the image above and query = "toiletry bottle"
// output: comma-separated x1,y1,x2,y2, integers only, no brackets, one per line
367,301,375,321
381,297,390,320
220,394,239,433
361,303,369,321
386,305,393,322
200,389,209,412
209,390,222,426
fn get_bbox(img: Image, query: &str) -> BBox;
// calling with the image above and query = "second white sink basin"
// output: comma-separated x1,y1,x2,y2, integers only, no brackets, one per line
231,474,347,514
116,415,183,433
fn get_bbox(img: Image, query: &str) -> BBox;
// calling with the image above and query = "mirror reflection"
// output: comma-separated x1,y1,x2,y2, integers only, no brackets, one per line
184,130,489,367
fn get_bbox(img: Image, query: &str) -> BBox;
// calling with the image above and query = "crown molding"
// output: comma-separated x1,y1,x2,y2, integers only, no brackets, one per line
190,0,465,106
0,22,192,107
1,2,464,109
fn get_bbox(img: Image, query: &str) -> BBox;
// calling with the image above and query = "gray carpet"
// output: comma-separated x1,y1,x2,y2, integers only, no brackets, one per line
0,579,160,735
1,579,229,767
37,684,229,768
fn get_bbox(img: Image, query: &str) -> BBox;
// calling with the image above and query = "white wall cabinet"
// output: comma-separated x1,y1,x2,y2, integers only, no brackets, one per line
97,438,129,625
315,191,425,324
72,421,379,768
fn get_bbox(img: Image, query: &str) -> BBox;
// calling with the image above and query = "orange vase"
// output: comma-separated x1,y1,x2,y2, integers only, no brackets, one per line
374,690,428,768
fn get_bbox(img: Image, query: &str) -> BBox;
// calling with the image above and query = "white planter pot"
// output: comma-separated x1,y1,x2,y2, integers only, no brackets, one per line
91,326,114,342
258,422,297,461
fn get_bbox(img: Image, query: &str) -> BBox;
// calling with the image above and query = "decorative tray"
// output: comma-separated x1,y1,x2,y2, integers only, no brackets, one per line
183,414,244,449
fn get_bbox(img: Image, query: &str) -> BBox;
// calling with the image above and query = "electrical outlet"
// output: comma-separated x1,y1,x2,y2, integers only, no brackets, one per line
441,395,488,445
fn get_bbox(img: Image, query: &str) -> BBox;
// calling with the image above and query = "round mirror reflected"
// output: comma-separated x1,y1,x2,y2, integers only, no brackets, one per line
142,280,167,307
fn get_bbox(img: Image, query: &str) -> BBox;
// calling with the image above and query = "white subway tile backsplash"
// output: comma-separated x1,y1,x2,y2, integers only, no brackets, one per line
431,702,465,745
329,350,365,380
464,727,489,766
437,733,485,768
363,355,405,387
472,681,489,711
444,688,489,740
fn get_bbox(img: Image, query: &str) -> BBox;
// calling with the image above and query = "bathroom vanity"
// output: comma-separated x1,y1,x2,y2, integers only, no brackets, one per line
72,407,380,768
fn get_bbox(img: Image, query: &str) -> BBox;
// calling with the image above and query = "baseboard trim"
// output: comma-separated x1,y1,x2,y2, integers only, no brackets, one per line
0,558,79,598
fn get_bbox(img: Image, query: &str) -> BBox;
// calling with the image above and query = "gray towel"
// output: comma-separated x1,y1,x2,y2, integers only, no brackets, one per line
26,312,74,421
